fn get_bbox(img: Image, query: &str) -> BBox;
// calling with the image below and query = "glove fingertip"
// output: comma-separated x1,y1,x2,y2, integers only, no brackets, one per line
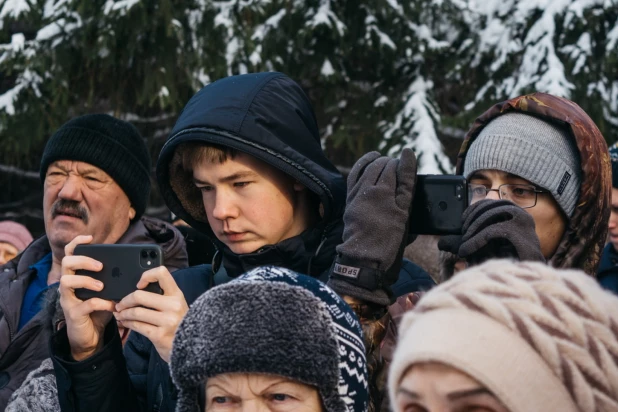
348,152,382,185
438,235,462,254
395,152,418,206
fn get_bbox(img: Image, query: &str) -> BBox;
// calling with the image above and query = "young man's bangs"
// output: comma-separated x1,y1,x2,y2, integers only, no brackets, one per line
177,142,237,171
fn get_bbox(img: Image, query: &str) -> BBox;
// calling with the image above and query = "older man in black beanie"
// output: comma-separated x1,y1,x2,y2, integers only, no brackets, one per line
597,142,618,293
0,114,187,409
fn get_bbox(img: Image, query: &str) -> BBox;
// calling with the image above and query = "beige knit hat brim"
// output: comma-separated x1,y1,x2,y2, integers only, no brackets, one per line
388,308,579,412
389,260,618,412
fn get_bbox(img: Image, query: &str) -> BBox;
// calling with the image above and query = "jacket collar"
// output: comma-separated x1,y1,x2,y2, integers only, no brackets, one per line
218,219,343,279
598,243,618,275
13,236,52,278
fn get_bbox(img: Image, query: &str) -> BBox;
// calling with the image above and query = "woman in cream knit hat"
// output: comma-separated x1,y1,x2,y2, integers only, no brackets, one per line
389,260,618,412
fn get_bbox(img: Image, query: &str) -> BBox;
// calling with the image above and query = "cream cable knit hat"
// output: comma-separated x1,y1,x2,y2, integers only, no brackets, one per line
388,260,618,412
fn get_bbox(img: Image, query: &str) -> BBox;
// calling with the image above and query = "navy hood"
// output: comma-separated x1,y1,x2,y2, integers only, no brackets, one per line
157,72,346,239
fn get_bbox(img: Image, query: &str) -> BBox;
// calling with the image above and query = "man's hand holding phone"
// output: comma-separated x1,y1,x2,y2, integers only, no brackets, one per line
113,267,188,363
59,235,116,361
60,235,189,364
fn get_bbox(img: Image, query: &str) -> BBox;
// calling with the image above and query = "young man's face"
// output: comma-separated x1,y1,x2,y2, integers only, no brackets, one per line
192,152,309,254
43,160,136,255
468,170,567,259
607,187,618,251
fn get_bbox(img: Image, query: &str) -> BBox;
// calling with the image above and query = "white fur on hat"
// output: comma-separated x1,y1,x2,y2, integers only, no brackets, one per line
388,260,618,412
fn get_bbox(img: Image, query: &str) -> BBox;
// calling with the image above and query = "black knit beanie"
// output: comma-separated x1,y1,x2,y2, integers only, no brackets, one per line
610,142,618,189
171,266,369,412
40,114,151,219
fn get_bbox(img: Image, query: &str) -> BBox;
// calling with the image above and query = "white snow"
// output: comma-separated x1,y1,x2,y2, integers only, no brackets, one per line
307,0,346,36
374,96,388,107
383,76,452,174
0,0,30,19
608,24,618,52
36,14,82,43
36,22,62,41
252,9,286,41
0,83,24,115
158,86,170,98
563,32,591,75
0,69,43,115
104,0,141,15
365,14,397,50
10,33,25,51
321,59,335,76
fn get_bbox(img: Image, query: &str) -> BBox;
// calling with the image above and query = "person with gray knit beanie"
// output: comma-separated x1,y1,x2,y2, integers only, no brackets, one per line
171,265,368,412
463,112,581,217
438,93,612,278
389,259,618,412
440,112,582,264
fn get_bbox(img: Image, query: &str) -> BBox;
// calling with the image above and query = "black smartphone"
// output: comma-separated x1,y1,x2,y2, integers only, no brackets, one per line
74,244,164,301
409,175,468,235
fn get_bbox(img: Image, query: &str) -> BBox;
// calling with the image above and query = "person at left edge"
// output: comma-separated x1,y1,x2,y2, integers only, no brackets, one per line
0,114,188,410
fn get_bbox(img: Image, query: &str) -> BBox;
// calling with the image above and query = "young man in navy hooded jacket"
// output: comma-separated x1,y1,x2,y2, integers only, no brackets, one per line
50,72,434,412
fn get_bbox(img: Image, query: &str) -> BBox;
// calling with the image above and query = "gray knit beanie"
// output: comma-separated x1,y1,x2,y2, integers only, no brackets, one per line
464,112,581,217
170,266,368,412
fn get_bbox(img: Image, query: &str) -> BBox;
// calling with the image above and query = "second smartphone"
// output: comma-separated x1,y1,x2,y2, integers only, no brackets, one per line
409,175,468,235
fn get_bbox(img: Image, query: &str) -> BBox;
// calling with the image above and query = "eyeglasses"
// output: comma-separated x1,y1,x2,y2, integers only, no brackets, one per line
468,184,548,209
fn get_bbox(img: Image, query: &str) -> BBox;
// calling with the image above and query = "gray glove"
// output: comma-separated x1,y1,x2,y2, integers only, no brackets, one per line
328,149,417,307
438,199,545,266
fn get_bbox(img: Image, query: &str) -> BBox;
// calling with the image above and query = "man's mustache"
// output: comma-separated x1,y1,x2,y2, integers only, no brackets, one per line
51,199,89,224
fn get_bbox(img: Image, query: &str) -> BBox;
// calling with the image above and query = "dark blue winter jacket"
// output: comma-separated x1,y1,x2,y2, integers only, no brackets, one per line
51,72,434,412
597,243,618,294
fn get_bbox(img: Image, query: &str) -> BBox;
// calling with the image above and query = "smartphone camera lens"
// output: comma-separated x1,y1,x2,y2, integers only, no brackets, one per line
455,185,463,200
141,250,148,258
149,250,157,259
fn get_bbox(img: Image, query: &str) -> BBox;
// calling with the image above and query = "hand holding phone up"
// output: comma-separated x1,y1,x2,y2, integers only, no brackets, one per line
59,235,116,361
113,266,189,363
328,149,418,307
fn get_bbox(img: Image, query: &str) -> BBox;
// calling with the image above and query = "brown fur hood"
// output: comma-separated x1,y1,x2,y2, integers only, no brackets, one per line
455,93,610,275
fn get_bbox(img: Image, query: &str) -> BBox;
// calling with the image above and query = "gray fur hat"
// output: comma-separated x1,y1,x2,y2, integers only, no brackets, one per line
170,266,368,412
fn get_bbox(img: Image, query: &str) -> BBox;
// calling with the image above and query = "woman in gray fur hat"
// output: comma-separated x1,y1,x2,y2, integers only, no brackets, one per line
170,266,368,412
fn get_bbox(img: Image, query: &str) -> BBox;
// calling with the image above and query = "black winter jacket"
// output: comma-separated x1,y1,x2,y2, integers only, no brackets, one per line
51,72,435,412
598,243,618,294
